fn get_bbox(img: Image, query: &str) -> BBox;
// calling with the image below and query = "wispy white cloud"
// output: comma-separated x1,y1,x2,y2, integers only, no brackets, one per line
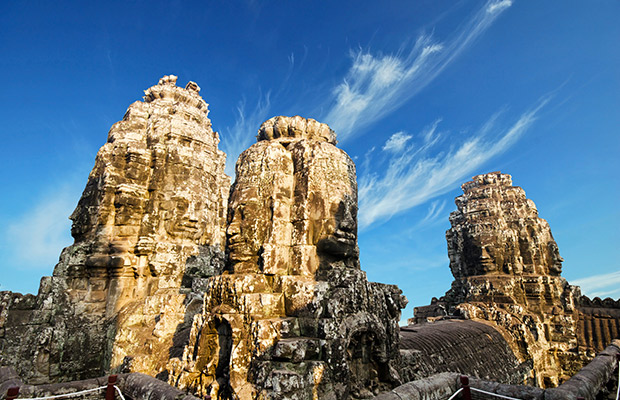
5,186,77,270
400,200,449,236
419,200,447,227
572,271,620,299
324,0,513,141
487,0,513,14
220,93,271,177
383,131,413,153
358,97,549,229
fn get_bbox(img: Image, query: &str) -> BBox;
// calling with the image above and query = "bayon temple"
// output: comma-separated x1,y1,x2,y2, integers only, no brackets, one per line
0,77,618,400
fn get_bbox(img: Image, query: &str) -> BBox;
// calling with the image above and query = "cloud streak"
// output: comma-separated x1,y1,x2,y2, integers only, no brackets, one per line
358,97,548,229
416,200,447,229
572,271,620,299
383,131,413,153
220,93,271,177
324,0,513,141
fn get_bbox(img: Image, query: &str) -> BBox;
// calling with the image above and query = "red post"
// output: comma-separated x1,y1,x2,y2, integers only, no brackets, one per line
6,387,20,400
106,375,117,400
460,376,472,400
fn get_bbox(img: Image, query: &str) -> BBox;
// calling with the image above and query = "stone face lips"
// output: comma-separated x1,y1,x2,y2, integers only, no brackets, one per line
0,75,230,383
169,116,405,400
443,172,581,387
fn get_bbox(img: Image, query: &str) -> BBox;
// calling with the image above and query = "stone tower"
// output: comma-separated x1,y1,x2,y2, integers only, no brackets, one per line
443,172,581,387
0,76,230,382
169,116,406,400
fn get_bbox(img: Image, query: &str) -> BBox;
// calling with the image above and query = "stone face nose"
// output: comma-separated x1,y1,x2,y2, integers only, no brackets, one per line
338,201,356,233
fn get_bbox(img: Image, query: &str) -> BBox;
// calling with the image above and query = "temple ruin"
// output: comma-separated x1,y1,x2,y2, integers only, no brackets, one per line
408,171,620,390
0,77,618,400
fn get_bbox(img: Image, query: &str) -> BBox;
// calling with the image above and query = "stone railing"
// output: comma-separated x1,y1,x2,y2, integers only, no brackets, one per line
375,339,620,400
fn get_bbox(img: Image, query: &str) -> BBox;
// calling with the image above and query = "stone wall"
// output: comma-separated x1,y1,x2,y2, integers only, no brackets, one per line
376,339,620,400
0,367,201,400
373,372,459,400
577,296,620,356
545,339,620,400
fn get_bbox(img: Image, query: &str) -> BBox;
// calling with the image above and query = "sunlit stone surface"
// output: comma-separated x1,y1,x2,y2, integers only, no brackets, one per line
0,76,230,383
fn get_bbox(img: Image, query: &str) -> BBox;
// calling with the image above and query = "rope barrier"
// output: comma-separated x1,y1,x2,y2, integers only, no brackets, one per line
4,381,128,400
9,386,107,400
615,360,619,400
447,387,463,400
470,387,521,400
113,386,126,400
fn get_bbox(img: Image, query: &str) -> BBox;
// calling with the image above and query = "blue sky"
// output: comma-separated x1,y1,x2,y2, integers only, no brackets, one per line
1,1,618,321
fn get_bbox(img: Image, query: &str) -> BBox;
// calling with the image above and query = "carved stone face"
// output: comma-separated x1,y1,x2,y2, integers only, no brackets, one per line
226,116,360,274
317,197,358,260
478,245,498,273
459,234,502,276
547,241,563,275
449,173,565,279
226,199,269,265
163,196,202,239
292,140,358,268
